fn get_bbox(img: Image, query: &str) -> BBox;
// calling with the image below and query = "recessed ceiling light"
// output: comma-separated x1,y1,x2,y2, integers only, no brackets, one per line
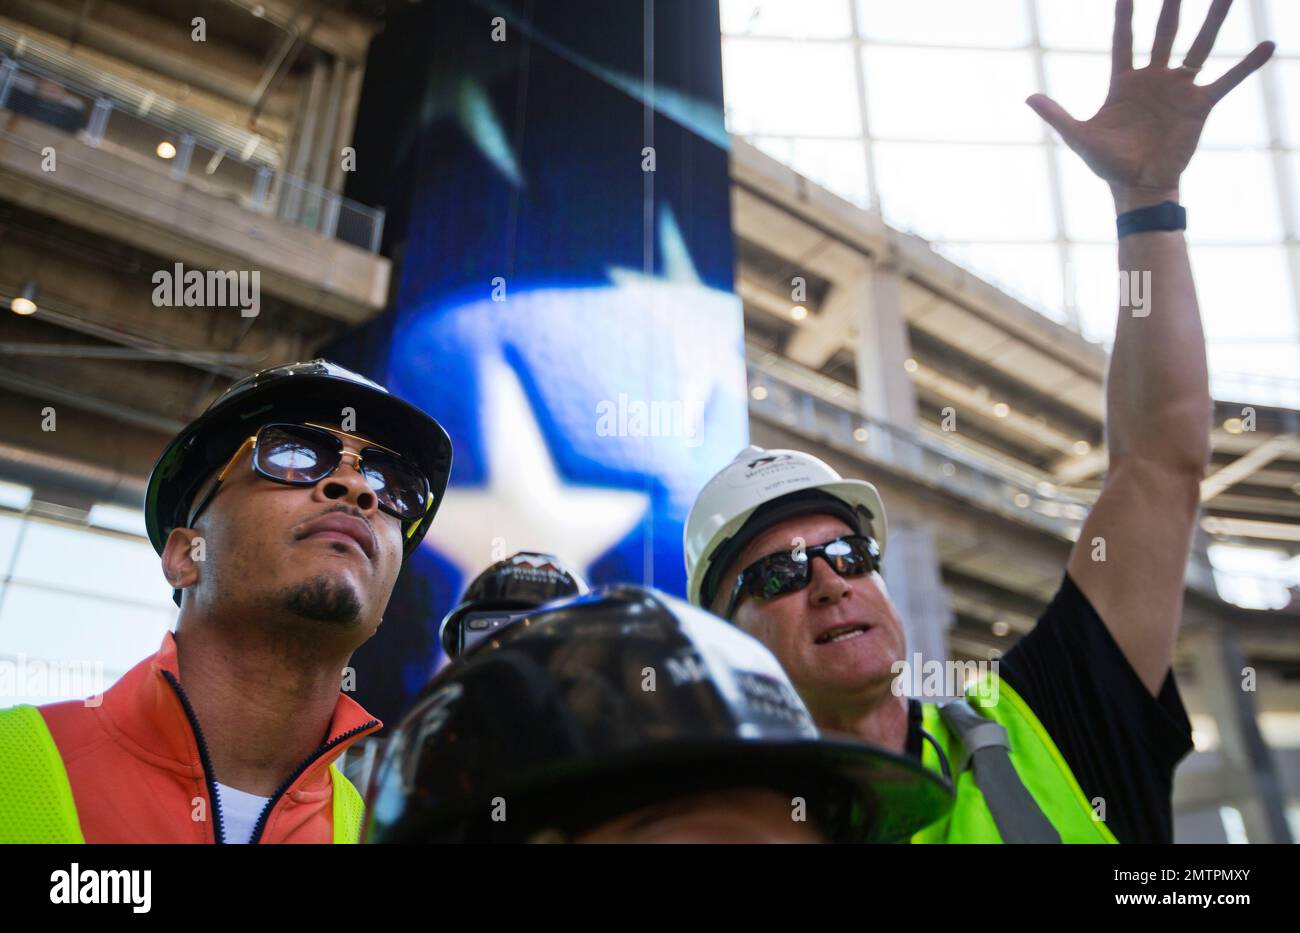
10,281,37,315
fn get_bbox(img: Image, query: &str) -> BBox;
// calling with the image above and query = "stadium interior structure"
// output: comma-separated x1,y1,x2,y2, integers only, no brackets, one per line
0,0,1297,842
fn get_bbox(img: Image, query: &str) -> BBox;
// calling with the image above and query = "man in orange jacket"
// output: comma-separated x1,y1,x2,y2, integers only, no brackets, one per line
0,360,452,843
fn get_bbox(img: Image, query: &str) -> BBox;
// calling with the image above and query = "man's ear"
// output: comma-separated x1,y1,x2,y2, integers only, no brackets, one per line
161,526,204,595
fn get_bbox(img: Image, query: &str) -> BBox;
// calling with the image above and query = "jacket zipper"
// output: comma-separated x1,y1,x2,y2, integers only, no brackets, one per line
161,670,228,844
248,719,379,844
164,670,379,844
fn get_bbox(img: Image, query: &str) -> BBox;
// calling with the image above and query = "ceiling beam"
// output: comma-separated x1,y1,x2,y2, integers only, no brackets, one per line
908,363,1082,456
1201,435,1300,502
1201,515,1300,543
786,268,869,370
221,0,378,63
1051,446,1108,484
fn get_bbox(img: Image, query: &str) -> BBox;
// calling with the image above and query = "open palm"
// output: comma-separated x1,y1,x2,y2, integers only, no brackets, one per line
1027,0,1273,200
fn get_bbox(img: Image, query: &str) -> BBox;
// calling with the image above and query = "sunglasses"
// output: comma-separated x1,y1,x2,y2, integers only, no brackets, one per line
721,535,881,620
186,422,433,538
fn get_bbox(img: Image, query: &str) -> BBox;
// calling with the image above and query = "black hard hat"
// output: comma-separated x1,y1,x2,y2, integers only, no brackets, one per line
144,359,453,573
365,585,954,843
438,551,590,656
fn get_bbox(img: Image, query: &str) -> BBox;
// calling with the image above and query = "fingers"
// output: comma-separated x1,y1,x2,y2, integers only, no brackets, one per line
1183,0,1232,71
1206,41,1275,104
1112,0,1134,77
1150,0,1182,68
1025,94,1080,144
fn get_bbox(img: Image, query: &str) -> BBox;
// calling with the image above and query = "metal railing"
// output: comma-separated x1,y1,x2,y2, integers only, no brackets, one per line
0,48,383,253
744,347,1225,598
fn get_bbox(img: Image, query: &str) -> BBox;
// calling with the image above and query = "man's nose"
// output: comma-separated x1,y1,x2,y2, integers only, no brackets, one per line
806,554,850,607
313,451,379,514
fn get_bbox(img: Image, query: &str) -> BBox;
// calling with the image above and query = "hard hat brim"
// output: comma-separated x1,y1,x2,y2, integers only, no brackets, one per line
383,736,953,843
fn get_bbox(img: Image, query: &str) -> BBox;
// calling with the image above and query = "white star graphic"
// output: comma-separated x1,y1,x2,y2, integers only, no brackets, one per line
421,354,651,583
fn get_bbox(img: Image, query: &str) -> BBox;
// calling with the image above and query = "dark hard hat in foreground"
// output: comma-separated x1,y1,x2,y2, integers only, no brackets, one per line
366,584,954,843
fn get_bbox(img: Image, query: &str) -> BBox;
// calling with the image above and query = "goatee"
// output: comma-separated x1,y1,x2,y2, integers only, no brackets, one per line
280,574,363,625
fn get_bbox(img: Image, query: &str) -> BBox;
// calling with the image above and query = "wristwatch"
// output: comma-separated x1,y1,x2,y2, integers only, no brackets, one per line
1117,201,1186,239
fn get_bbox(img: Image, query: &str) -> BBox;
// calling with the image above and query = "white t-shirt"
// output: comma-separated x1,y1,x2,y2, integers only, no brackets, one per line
216,782,272,845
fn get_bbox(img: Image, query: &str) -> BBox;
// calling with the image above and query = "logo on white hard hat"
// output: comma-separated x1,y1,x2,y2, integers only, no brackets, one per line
730,453,804,487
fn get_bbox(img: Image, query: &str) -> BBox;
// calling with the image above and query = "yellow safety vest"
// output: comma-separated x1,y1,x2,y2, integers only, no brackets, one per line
0,704,365,844
912,674,1118,843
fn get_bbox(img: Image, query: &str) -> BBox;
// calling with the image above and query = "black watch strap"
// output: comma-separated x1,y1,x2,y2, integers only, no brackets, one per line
1117,200,1186,238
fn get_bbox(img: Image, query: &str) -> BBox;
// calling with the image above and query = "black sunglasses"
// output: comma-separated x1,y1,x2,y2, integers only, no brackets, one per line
722,535,881,620
187,422,432,532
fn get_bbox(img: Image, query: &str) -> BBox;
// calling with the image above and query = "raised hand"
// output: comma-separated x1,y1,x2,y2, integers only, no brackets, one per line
1026,0,1274,211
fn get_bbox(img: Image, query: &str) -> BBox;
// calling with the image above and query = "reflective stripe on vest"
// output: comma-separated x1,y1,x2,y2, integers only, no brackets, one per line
0,705,364,844
911,675,1119,844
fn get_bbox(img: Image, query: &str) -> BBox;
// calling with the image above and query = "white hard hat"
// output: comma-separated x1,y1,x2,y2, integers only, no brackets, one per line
683,446,887,609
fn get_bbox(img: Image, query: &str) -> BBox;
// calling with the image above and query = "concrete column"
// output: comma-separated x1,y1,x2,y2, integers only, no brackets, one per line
327,62,365,196
1186,523,1221,598
854,259,919,428
309,56,348,192
854,257,953,676
277,56,328,227
1189,628,1293,843
883,522,953,689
